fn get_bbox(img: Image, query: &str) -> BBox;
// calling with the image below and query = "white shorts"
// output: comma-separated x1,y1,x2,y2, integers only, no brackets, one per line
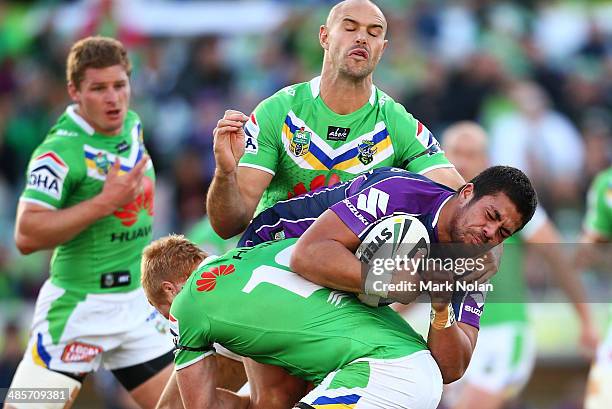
23,279,173,375
460,323,536,398
298,351,442,409
585,325,612,409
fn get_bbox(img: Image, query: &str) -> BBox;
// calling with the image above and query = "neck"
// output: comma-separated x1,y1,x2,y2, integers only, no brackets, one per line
436,196,458,243
319,62,373,115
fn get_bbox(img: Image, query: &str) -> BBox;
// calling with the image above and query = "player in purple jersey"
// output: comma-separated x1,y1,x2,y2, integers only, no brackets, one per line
239,167,453,247
238,164,537,359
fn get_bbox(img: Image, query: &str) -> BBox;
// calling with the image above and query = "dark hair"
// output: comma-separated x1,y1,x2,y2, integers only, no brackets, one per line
468,166,537,231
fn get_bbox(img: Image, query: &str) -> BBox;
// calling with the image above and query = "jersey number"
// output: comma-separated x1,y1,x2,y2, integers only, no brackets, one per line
357,188,389,217
241,244,322,298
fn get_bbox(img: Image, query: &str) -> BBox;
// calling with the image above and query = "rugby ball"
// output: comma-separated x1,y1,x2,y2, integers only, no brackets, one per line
355,214,430,306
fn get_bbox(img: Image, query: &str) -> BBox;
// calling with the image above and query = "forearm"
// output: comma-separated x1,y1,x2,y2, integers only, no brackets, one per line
291,239,363,293
15,198,112,254
427,321,475,384
207,170,250,239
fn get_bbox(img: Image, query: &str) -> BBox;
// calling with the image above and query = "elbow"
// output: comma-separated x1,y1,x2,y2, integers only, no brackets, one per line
14,233,36,255
440,366,466,384
437,354,470,384
209,219,245,240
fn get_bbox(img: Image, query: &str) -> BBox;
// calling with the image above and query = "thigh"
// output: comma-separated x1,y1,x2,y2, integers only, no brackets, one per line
298,351,442,409
102,295,173,371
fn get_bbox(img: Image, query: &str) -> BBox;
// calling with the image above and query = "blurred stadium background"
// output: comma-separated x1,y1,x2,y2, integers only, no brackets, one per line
0,0,610,408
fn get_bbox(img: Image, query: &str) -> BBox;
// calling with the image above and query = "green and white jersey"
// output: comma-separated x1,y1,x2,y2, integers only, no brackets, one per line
170,239,427,383
481,207,548,326
584,167,612,239
20,105,155,294
239,76,452,214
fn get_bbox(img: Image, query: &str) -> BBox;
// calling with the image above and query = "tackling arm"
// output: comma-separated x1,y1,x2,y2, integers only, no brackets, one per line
428,320,478,384
291,210,363,293
423,167,465,190
176,356,249,409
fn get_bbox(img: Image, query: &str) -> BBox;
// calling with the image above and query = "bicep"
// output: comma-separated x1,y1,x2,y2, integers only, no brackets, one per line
423,167,465,190
458,322,478,350
15,201,55,232
296,209,361,253
176,354,217,409
236,166,273,218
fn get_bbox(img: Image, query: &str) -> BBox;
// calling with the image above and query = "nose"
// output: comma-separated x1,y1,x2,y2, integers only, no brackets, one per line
355,29,367,45
104,88,119,105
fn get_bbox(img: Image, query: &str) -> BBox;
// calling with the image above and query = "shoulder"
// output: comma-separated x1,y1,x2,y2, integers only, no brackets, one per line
255,80,314,114
33,113,86,166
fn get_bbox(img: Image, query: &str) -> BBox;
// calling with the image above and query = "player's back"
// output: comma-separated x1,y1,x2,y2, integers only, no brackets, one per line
170,239,427,384
239,167,455,246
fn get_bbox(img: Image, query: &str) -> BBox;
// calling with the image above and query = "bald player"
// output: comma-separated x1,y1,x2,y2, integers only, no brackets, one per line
208,0,466,241
442,122,598,409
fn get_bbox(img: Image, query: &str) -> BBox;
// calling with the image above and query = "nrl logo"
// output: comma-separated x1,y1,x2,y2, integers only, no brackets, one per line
357,139,377,165
290,127,311,157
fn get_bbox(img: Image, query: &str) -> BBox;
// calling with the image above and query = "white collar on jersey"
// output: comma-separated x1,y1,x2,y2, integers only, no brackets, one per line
309,76,377,106
66,104,95,136
198,254,219,268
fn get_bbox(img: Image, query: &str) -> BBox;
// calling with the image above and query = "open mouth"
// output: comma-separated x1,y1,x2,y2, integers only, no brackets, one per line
106,109,121,118
348,48,369,60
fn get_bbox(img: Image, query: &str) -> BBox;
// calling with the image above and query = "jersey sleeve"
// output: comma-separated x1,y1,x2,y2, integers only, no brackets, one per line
238,97,282,176
584,171,612,238
387,102,452,174
170,294,215,370
452,290,486,329
19,141,77,210
330,181,395,240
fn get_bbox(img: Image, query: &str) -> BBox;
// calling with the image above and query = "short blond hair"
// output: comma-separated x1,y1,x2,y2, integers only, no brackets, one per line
141,235,207,305
66,36,132,89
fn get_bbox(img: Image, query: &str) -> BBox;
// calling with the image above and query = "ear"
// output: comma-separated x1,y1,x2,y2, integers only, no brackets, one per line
382,39,389,53
161,280,175,296
67,81,79,103
320,25,329,50
458,183,474,205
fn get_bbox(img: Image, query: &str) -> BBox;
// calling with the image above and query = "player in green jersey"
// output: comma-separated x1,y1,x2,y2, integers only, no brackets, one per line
140,235,486,409
207,0,465,240
439,122,597,409
582,167,612,409
6,37,174,409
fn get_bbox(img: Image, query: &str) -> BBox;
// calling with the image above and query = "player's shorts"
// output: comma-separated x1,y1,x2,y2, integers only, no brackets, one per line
585,324,612,409
461,323,535,398
296,351,442,409
22,279,173,376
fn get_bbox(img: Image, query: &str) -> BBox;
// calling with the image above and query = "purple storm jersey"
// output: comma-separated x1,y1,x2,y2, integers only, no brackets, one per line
237,167,485,329
239,167,454,246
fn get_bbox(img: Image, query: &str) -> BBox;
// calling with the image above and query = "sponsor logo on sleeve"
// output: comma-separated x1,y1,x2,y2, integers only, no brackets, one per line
61,341,102,363
27,151,69,200
244,113,259,154
327,126,350,141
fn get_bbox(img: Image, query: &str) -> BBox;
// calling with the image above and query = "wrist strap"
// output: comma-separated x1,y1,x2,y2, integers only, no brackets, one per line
430,303,456,330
